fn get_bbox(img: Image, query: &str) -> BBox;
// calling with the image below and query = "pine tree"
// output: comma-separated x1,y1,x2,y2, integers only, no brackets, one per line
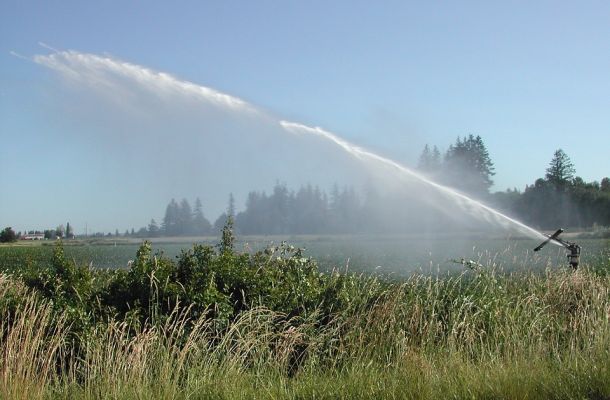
417,144,432,171
192,197,212,235
431,146,442,172
66,222,74,239
214,194,237,234
443,135,495,195
148,219,160,237
162,199,179,236
178,198,193,235
545,149,575,190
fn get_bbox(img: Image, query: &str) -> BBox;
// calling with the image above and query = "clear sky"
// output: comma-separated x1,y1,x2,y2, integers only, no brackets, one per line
1,1,609,233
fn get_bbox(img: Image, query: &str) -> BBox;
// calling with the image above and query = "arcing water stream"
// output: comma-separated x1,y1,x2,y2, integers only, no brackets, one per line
280,122,549,241
32,49,548,242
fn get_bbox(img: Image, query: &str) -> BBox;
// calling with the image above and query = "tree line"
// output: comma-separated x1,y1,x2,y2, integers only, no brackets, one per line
5,135,607,238
416,136,610,230
133,136,608,236
490,149,610,229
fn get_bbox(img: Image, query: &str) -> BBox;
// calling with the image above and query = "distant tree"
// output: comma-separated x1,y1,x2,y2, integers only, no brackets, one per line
0,227,17,243
431,146,442,171
235,191,266,234
214,194,237,234
44,229,57,240
66,222,74,239
213,212,228,234
328,184,361,233
124,229,129,237
147,219,160,237
115,229,119,237
417,144,432,171
600,177,610,192
545,149,575,190
56,224,65,238
178,199,193,235
443,135,495,195
130,228,135,236
417,144,442,175
162,199,179,236
192,198,212,235
227,193,236,218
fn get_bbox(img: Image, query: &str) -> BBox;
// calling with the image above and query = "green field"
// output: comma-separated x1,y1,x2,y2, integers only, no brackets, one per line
1,235,608,275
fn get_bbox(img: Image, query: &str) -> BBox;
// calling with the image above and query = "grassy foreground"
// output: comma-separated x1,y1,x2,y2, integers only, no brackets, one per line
1,229,609,399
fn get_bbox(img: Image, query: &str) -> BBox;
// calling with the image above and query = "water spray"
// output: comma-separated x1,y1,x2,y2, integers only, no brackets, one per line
29,49,552,243
533,228,581,269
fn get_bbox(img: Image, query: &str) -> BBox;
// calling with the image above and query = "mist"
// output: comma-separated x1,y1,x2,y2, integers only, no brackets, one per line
10,49,545,239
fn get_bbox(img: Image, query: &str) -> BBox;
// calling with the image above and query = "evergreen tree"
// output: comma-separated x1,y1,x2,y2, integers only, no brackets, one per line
214,194,237,234
147,219,160,237
418,144,442,175
178,198,193,235
545,149,576,190
162,199,179,236
417,144,432,171
443,135,495,195
431,145,442,171
192,197,212,235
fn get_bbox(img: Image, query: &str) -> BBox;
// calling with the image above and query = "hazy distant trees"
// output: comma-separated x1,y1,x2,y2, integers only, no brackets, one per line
493,149,610,229
414,141,609,229
162,199,179,236
147,219,160,237
234,183,362,235
443,135,495,195
214,194,235,234
417,144,442,176
193,198,212,235
157,198,213,236
418,135,494,196
124,146,606,237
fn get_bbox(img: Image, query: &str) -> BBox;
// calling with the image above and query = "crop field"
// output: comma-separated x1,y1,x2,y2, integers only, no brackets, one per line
1,235,608,274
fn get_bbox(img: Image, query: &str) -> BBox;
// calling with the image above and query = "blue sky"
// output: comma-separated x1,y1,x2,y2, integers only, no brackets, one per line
1,1,609,233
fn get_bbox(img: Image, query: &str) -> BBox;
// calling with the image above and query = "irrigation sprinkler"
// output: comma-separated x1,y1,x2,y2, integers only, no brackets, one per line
533,228,581,270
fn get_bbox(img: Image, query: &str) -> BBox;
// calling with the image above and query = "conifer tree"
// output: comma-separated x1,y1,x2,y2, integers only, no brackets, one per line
545,149,575,190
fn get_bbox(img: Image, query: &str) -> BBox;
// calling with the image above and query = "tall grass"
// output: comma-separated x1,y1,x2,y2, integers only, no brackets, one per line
1,260,609,399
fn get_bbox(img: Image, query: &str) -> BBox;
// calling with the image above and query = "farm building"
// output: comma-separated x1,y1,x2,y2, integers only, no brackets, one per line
22,233,45,240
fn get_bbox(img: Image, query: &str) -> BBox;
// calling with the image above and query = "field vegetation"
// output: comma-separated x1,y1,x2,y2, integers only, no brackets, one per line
1,221,609,399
